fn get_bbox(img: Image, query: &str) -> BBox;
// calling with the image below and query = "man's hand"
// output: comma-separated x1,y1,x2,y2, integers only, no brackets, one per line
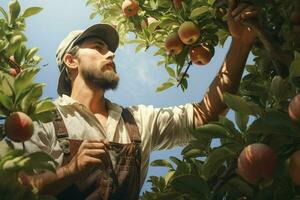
67,139,111,177
227,0,259,46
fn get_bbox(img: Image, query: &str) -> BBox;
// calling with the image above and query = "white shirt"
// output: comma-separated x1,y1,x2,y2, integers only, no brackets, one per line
20,95,194,188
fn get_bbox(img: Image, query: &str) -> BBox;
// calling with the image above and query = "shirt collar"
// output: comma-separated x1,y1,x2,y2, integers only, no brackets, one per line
54,94,122,114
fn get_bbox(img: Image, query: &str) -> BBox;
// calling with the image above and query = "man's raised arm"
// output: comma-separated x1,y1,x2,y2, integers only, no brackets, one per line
193,0,258,127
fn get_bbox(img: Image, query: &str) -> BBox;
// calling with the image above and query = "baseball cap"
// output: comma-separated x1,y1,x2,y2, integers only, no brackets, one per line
56,23,119,96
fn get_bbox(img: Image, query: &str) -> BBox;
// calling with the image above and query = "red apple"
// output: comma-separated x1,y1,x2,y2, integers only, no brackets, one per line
178,21,200,45
172,0,182,10
164,32,184,55
122,0,139,17
237,143,277,184
288,94,300,123
9,68,18,77
290,11,300,25
189,45,212,65
289,150,300,185
5,112,34,142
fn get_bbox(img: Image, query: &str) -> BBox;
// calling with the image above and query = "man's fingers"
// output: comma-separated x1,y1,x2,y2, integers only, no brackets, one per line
240,10,259,20
81,142,106,150
82,149,111,168
231,4,251,17
80,139,110,150
228,0,237,12
234,10,258,22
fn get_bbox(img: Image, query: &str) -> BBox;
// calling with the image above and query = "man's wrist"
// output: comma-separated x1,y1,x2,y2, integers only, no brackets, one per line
231,37,254,52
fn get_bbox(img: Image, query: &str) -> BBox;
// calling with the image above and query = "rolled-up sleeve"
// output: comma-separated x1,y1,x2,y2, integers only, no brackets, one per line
130,103,194,152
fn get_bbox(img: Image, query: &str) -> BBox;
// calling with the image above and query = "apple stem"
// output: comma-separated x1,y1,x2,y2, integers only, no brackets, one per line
177,61,192,87
22,142,25,150
211,163,236,198
0,53,22,71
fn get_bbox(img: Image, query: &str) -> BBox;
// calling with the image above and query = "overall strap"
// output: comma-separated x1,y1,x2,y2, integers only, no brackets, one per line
121,108,141,143
53,108,71,155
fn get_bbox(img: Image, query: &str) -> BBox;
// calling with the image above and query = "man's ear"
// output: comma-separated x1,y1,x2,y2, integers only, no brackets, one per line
63,53,78,69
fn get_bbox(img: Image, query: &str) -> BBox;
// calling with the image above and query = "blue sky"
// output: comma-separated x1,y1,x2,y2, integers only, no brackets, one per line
0,0,254,193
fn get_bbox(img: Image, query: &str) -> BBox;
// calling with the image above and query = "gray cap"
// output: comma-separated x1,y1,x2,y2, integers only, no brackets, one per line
56,23,119,96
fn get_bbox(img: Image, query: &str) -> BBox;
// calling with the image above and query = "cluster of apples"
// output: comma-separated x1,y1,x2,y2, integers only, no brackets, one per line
4,112,34,143
238,143,300,186
164,21,212,66
237,94,300,185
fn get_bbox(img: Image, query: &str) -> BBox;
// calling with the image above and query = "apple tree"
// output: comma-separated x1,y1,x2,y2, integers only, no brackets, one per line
0,1,57,199
87,0,300,199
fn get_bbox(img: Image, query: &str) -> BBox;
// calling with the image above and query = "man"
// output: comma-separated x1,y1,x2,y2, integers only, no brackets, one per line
21,1,258,199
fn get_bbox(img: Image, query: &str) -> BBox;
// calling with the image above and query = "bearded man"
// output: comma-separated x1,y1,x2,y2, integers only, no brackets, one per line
18,1,259,199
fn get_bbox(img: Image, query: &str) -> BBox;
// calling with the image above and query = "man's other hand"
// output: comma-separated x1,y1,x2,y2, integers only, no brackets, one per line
227,0,259,46
67,139,111,177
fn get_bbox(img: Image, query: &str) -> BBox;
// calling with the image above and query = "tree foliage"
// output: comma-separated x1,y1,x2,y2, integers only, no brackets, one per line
86,0,300,199
0,1,56,199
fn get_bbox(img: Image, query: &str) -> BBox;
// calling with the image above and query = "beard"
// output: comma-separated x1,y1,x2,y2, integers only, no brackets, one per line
82,62,120,91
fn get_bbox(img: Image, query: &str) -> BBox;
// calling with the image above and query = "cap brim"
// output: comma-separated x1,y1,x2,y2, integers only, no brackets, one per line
73,24,119,52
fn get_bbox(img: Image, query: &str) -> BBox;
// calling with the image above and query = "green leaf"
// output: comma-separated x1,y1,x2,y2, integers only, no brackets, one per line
165,66,175,77
289,51,300,88
170,174,209,198
0,140,11,158
223,93,262,116
22,7,43,18
151,159,173,169
27,151,57,165
202,146,236,179
164,171,175,185
8,0,21,25
235,111,249,133
33,100,55,115
135,43,145,53
20,83,45,113
156,80,174,92
208,0,216,5
190,6,209,19
181,143,205,158
246,110,300,141
0,6,9,22
0,149,25,167
26,47,39,61
13,67,40,100
175,47,189,68
89,11,98,20
216,29,229,47
192,123,231,140
270,76,289,101
0,93,13,111
31,110,55,123
169,156,182,167
0,73,14,96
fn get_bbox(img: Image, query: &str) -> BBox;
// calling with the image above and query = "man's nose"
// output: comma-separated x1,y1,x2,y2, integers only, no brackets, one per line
106,50,115,60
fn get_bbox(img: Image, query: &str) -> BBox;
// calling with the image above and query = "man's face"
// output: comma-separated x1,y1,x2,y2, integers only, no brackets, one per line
75,37,119,91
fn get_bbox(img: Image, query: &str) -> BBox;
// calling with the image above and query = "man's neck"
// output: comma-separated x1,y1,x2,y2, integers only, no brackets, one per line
70,78,107,116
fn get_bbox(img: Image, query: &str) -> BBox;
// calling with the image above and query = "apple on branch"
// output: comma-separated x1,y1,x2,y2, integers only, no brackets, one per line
178,21,200,45
288,150,300,185
122,0,139,17
189,45,212,65
237,143,277,184
164,32,184,55
288,94,300,123
172,0,182,10
5,112,34,143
